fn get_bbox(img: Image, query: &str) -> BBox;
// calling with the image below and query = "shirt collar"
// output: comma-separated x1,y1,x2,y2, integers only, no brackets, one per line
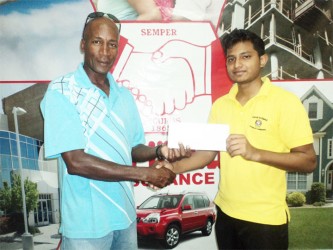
228,76,272,100
74,63,119,93
74,63,94,88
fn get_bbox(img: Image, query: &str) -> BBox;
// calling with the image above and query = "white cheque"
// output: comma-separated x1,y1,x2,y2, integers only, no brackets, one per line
167,122,230,151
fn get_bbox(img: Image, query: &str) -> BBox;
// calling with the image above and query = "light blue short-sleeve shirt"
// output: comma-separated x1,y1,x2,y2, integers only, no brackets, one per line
40,63,145,238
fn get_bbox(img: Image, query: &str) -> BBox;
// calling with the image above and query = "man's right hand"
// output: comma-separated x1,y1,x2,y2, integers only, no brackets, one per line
160,143,192,162
147,164,176,188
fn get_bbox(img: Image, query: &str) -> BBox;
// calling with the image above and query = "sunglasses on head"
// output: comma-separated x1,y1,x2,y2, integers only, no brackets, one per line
82,11,121,38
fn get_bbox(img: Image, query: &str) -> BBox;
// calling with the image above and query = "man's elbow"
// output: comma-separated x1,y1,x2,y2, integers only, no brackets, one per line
296,144,317,173
66,161,82,175
305,155,317,173
61,150,85,176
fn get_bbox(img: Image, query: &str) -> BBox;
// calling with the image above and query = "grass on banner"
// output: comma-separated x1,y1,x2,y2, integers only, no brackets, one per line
289,207,333,249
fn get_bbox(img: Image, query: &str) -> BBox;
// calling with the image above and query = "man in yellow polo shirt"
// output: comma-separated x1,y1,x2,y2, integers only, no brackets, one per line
168,29,316,249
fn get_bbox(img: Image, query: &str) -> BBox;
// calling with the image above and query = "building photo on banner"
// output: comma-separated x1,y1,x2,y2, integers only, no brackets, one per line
0,0,332,249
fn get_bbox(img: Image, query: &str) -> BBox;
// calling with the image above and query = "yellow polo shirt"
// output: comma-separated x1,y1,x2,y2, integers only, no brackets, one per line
209,77,313,225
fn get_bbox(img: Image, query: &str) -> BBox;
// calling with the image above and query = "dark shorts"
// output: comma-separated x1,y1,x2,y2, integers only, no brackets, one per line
215,206,288,250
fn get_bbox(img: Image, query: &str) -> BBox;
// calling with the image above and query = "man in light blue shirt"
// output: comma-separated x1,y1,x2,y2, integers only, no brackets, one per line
40,12,187,250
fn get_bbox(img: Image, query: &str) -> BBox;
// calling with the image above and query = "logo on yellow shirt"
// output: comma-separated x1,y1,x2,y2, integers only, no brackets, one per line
250,116,267,131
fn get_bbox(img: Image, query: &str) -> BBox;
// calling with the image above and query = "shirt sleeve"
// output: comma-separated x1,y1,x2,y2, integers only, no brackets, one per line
40,89,86,159
279,93,314,149
120,88,145,148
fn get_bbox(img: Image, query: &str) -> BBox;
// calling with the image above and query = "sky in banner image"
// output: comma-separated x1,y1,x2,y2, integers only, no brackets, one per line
0,0,92,110
0,0,92,81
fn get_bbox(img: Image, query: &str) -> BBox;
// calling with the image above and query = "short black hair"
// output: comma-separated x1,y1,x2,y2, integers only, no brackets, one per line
221,29,265,57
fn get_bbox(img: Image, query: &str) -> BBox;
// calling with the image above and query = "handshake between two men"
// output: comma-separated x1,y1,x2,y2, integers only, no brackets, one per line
148,143,192,189
150,140,222,189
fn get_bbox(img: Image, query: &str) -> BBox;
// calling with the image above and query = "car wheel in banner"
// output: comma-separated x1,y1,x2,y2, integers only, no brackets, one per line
201,219,213,236
163,224,181,249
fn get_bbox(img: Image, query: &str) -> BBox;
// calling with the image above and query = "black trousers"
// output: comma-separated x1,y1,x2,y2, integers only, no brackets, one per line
215,206,288,250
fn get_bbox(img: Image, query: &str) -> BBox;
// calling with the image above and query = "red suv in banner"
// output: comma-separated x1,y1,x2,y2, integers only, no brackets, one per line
136,192,216,249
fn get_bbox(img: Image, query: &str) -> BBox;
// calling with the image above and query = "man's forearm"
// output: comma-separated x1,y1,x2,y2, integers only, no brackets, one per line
252,144,317,173
61,149,175,188
62,149,149,181
172,150,217,174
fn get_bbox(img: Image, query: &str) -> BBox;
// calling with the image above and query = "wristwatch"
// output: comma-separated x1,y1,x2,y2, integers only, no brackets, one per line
155,144,166,161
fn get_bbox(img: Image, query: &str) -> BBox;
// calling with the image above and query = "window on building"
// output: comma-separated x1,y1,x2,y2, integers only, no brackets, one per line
0,131,9,139
297,173,307,189
0,138,11,155
10,140,17,156
303,95,323,120
308,102,318,119
287,173,297,189
0,155,12,171
328,139,333,159
0,131,44,187
287,172,307,190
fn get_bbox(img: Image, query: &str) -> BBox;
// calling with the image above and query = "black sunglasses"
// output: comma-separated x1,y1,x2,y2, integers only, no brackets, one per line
82,12,121,38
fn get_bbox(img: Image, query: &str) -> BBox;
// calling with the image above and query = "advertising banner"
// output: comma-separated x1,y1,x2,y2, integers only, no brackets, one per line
1,0,332,249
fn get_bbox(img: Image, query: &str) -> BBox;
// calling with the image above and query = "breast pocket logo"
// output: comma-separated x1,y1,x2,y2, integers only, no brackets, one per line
250,116,268,131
